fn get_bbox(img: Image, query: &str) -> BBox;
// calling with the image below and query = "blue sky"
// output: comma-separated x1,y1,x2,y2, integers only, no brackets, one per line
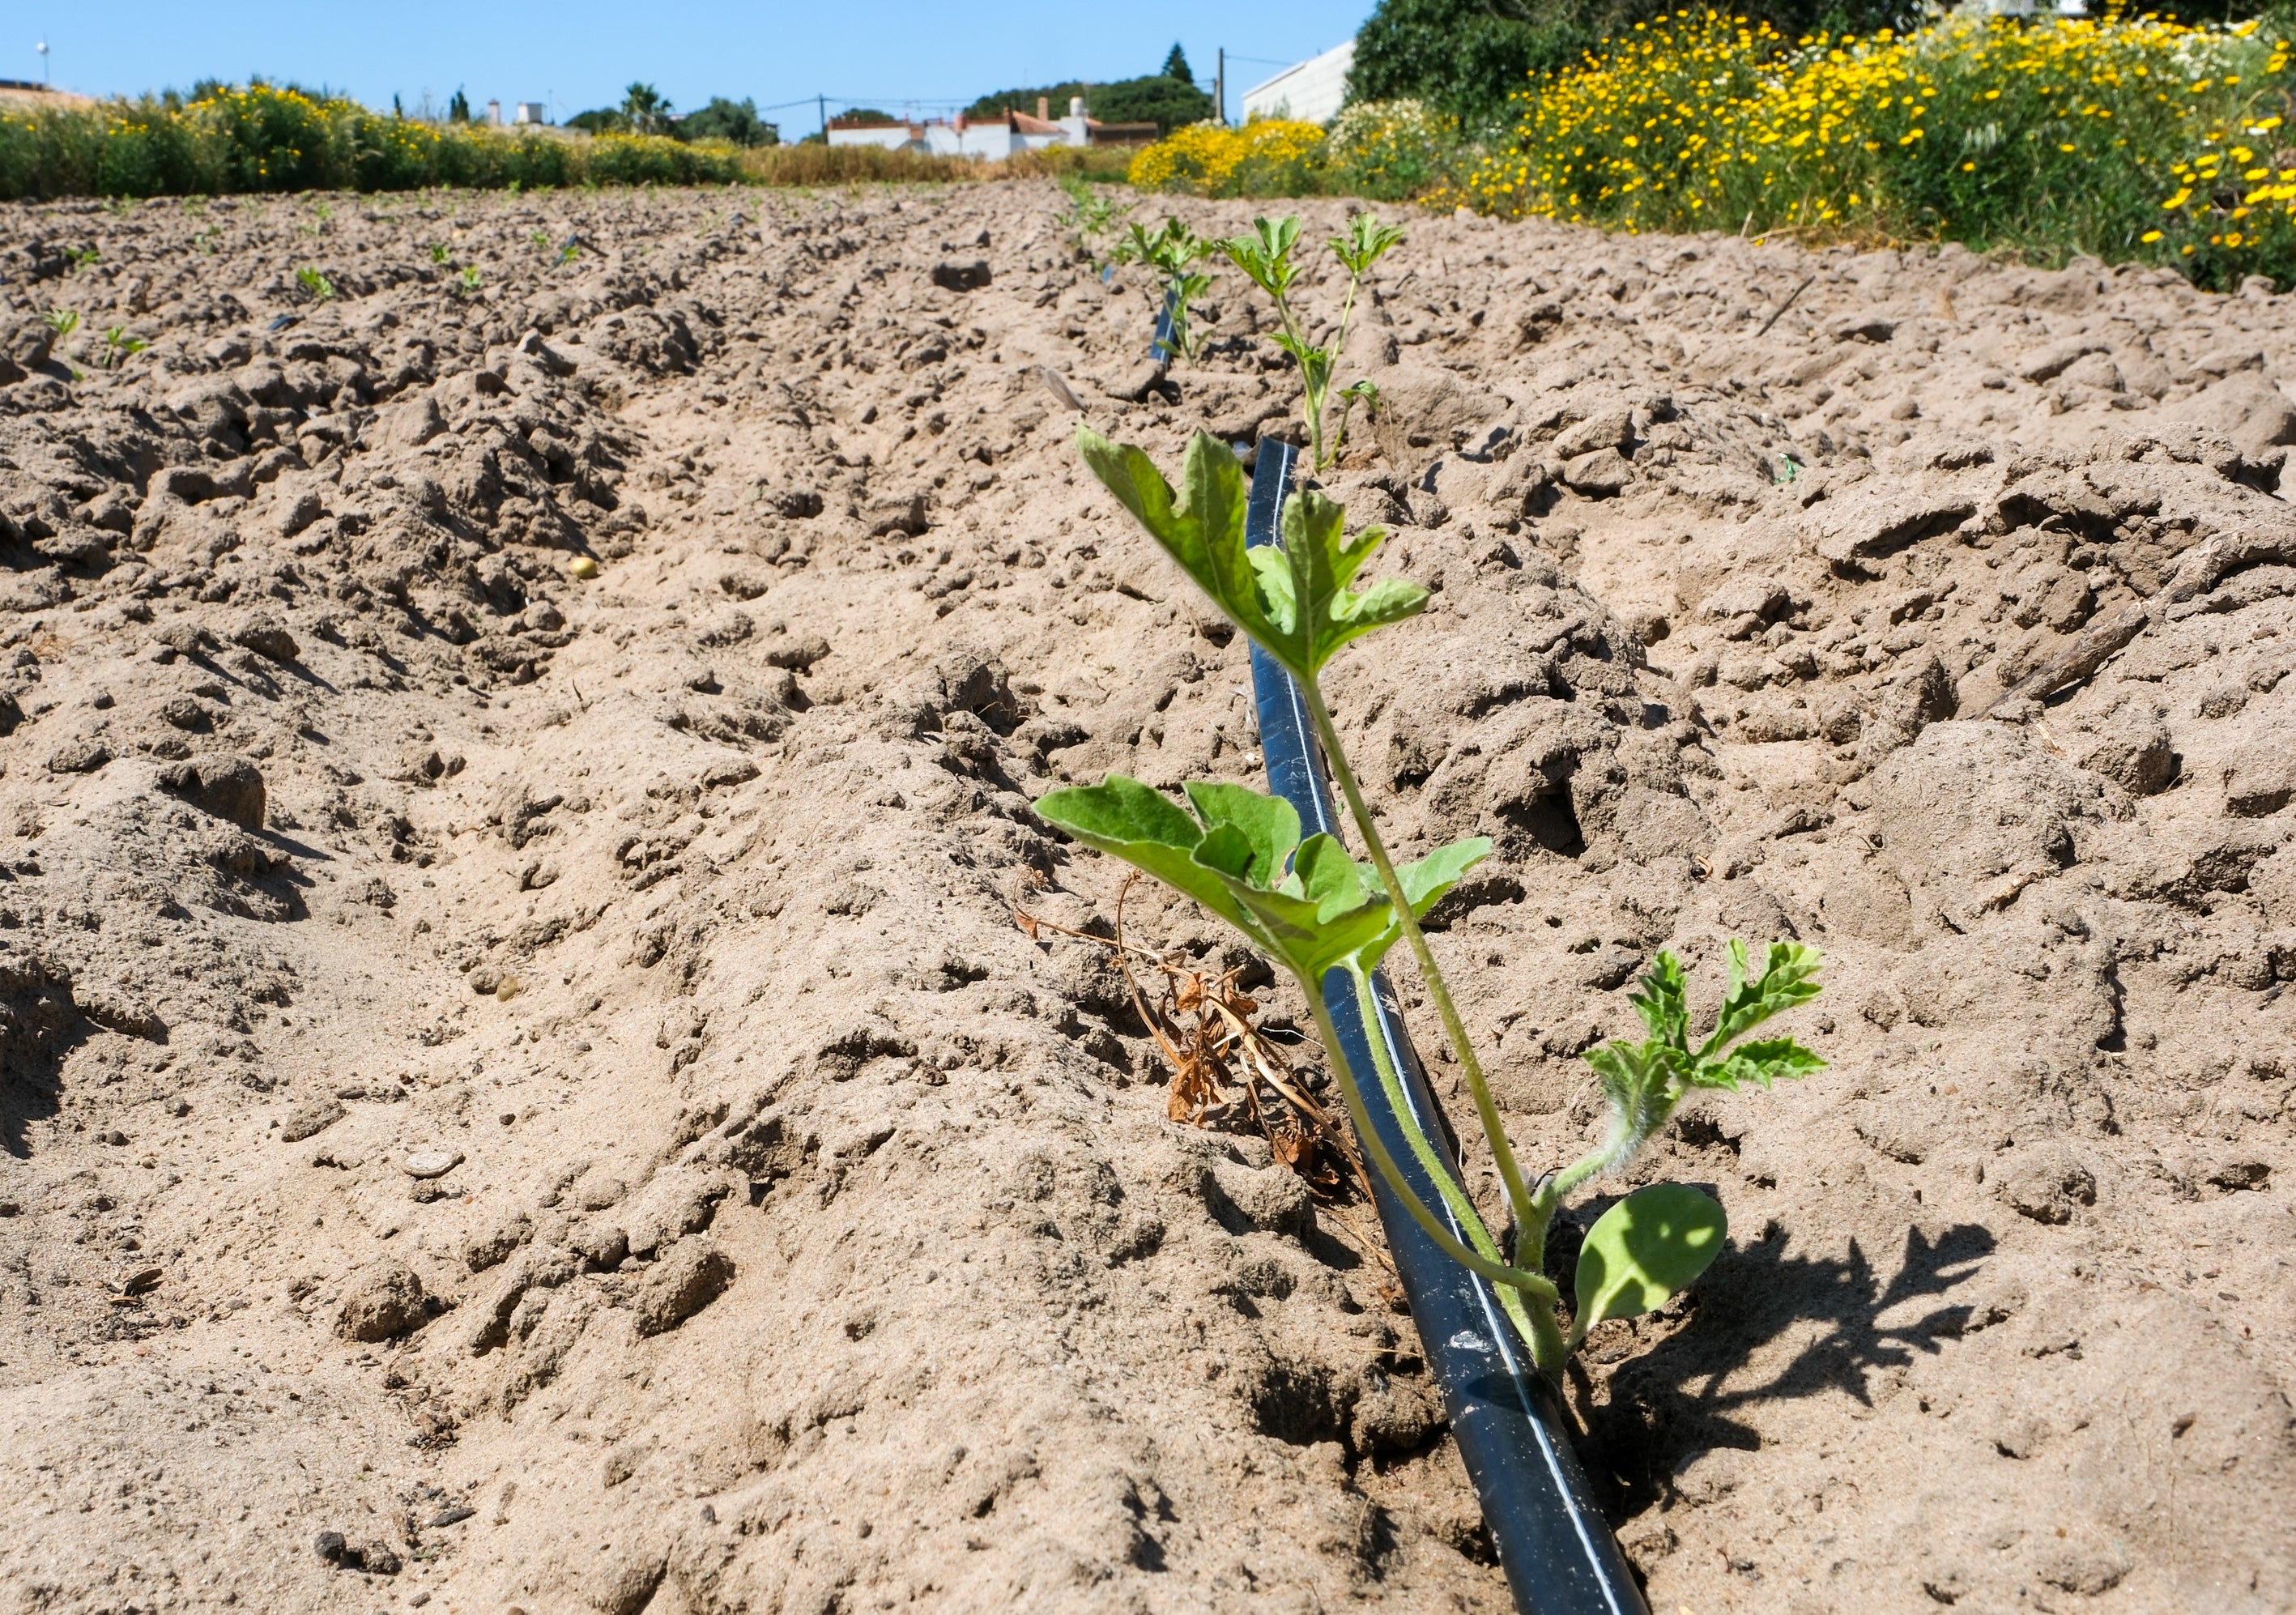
17,1,1370,129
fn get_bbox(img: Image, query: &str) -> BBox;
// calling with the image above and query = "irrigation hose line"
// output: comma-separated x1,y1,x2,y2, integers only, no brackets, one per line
1241,440,1648,1615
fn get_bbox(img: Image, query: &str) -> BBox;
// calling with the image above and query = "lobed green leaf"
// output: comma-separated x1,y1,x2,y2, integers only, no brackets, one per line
1706,938,1825,1055
1629,952,1689,1049
1704,1036,1827,1091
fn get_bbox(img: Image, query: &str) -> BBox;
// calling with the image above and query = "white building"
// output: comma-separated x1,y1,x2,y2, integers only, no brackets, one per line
827,96,1153,161
1242,40,1354,126
513,101,547,126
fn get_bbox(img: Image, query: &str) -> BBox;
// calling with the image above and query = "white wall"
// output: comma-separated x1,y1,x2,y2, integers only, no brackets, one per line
827,125,915,151
1242,40,1354,126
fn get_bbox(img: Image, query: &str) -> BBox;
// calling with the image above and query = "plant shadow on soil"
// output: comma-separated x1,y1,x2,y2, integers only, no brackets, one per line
0,999,92,1159
1565,1220,1997,1517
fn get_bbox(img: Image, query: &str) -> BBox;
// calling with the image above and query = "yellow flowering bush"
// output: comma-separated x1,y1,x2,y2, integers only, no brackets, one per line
1130,117,1327,197
1455,8,2296,288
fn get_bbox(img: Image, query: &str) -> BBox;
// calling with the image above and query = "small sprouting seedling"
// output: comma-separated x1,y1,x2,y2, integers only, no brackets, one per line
1042,427,1828,1383
1054,173,1131,271
45,308,81,339
1113,217,1217,365
429,241,453,264
556,241,582,267
1219,211,1405,471
296,266,335,302
454,266,483,298
529,228,552,249
65,245,100,274
1334,378,1380,459
96,326,149,369
194,227,220,255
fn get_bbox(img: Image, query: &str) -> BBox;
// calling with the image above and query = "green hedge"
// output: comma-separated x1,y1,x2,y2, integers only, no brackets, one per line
0,83,742,200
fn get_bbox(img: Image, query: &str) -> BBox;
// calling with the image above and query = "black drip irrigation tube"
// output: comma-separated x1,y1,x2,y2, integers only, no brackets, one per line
1242,440,1649,1615
1150,283,1182,370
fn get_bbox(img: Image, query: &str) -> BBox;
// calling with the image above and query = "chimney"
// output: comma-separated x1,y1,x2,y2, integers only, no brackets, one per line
486,99,501,126
1037,96,1048,121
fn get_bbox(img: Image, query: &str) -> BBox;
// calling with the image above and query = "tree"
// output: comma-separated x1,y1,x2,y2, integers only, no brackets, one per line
448,87,471,125
566,108,628,135
1162,44,1194,85
683,96,779,147
620,82,673,136
965,74,1212,136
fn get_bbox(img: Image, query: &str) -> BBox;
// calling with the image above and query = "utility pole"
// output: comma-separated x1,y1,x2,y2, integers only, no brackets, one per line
1216,49,1225,126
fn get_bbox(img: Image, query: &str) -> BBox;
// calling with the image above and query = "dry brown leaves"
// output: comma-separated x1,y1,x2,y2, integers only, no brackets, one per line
1013,872,1373,1208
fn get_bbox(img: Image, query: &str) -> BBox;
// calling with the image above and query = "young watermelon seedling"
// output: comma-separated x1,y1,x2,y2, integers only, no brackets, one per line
1037,424,1825,1380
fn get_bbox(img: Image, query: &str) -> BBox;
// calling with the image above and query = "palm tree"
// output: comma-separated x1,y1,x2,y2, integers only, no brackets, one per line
620,82,673,135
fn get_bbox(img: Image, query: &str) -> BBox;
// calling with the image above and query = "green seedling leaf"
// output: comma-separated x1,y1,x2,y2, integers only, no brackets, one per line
1629,952,1688,1047
1076,430,1428,681
1075,426,1272,648
1034,773,1485,983
1565,940,1825,1194
1395,837,1493,918
1331,213,1406,278
1707,1036,1828,1091
1182,782,1300,888
1574,1183,1727,1333
1704,939,1825,1055
1280,487,1429,675
1033,775,1252,935
1218,215,1300,300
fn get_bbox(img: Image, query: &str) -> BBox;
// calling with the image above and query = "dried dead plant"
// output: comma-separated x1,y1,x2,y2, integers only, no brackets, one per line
1013,871,1376,1211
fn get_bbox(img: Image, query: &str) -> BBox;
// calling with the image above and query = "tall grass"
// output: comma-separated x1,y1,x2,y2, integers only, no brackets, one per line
1455,8,2296,288
735,141,1135,187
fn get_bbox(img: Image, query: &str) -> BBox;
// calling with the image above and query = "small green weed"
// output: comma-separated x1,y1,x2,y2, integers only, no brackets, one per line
43,308,79,339
296,265,334,301
96,326,148,369
454,266,483,297
428,242,453,264
64,245,100,273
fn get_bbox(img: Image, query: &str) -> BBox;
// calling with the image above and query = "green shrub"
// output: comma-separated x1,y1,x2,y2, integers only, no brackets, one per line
1326,100,1463,202
0,83,740,201
1457,9,2296,289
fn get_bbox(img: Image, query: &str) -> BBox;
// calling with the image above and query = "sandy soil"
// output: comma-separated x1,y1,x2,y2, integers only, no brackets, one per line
0,182,2290,1615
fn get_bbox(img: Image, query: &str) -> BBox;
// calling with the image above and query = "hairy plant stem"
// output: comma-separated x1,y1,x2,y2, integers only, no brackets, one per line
1299,982,1565,1380
1298,675,1542,1247
1345,965,1565,1374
